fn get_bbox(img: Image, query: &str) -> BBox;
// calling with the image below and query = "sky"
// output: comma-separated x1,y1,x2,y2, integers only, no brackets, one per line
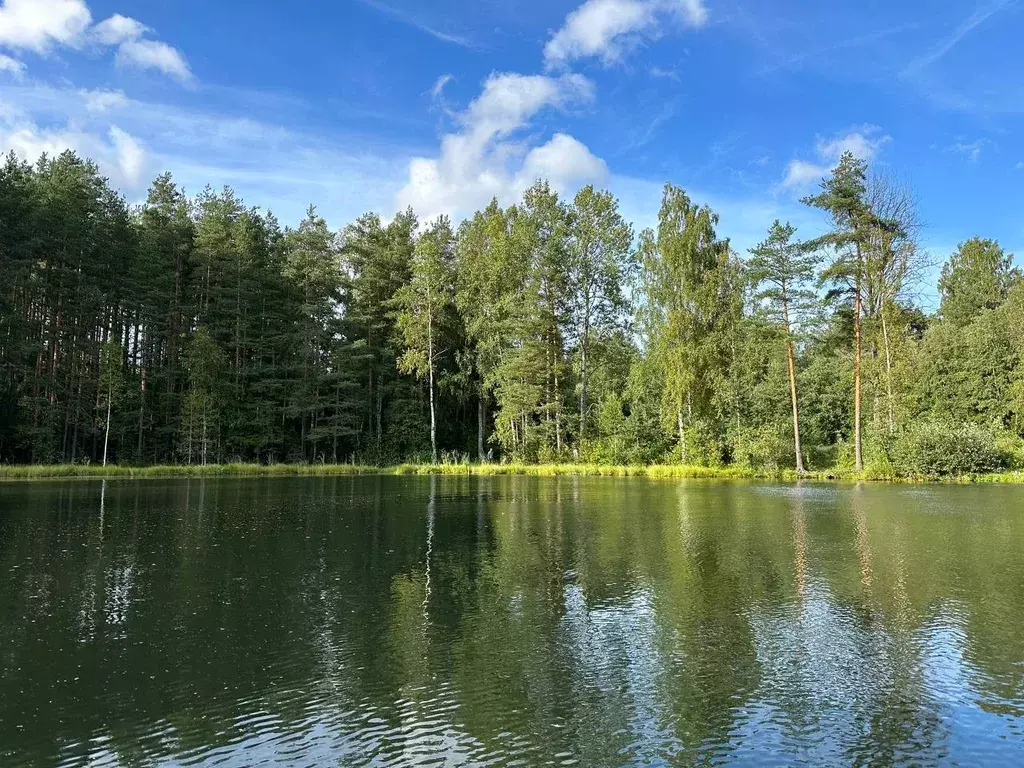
0,0,1022,290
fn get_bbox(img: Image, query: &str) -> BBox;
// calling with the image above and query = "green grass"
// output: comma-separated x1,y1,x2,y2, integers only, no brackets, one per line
2,462,1023,484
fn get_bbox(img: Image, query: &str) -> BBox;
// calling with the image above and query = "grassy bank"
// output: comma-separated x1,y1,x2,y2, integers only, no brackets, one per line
2,462,1023,484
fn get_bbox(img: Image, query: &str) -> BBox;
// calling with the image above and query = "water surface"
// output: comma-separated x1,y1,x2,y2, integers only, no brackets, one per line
2,476,1023,766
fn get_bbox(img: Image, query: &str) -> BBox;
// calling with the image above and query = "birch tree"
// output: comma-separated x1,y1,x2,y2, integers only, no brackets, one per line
393,217,457,463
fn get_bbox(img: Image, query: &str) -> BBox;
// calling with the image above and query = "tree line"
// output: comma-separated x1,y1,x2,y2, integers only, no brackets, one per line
1,149,1021,473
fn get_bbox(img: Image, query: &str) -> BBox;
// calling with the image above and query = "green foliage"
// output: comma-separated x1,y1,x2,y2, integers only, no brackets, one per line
0,146,1020,480
938,238,1020,326
641,184,741,456
890,420,1009,477
728,424,794,473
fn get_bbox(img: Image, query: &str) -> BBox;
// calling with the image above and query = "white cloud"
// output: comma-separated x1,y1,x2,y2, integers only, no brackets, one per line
815,125,890,162
108,125,145,183
429,74,452,100
81,88,127,112
779,159,829,192
0,105,148,187
116,39,191,81
397,72,602,221
0,53,25,76
780,125,892,192
648,65,680,81
0,81,408,222
516,132,608,190
0,1,190,82
0,0,91,52
947,138,990,162
92,13,148,45
544,0,707,67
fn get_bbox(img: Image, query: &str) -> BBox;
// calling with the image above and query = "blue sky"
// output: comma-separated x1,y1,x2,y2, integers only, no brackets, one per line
0,0,1021,288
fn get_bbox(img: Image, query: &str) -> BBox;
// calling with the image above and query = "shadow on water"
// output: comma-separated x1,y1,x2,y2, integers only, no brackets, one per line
1,476,1023,766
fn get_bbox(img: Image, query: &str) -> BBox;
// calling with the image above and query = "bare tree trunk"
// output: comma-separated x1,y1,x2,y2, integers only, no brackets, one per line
786,339,805,473
782,298,805,473
103,396,112,467
578,316,589,440
427,300,437,464
678,410,686,464
853,264,863,472
555,373,562,454
880,308,895,434
477,392,485,460
137,363,146,461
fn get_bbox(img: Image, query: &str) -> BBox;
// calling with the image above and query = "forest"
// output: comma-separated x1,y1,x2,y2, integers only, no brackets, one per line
0,148,1021,476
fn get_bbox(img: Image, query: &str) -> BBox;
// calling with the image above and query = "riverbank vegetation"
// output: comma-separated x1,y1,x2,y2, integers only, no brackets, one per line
1,150,1022,479
3,462,1023,484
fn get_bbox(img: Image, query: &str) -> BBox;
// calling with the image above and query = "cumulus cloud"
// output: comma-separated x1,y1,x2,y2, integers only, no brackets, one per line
815,125,890,162
0,1,190,82
107,125,145,183
116,39,192,81
780,125,891,192
544,0,707,67
0,53,25,76
0,104,148,186
92,13,148,45
0,0,91,53
396,72,605,221
515,132,607,190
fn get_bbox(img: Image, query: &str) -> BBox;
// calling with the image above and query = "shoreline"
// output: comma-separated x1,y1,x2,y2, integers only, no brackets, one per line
2,463,1023,484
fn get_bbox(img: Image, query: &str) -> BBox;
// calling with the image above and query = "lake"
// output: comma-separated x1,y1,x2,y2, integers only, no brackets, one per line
2,476,1023,766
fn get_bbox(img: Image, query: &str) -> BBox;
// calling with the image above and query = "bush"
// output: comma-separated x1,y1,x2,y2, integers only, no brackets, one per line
728,424,794,473
994,430,1024,470
890,420,1009,477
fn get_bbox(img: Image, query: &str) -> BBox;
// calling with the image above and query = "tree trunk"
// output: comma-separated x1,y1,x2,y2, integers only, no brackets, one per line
782,299,805,473
428,302,437,464
555,373,562,454
853,269,863,472
477,392,485,461
102,395,112,467
137,364,146,460
579,317,589,440
786,338,804,473
880,308,895,435
678,409,686,464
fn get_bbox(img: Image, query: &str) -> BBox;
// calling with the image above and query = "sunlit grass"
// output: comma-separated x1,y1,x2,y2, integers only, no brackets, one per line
2,462,1022,484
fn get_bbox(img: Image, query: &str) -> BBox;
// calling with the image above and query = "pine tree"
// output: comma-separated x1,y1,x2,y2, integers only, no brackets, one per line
747,221,819,472
283,206,342,461
803,152,870,471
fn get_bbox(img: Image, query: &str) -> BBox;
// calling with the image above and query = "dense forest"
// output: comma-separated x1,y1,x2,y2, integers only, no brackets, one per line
1,149,1021,474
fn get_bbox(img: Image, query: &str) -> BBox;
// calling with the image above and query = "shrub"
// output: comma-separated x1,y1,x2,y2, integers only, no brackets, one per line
890,420,1008,477
728,424,794,473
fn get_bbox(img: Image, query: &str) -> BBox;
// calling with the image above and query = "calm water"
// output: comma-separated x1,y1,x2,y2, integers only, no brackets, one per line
2,476,1024,767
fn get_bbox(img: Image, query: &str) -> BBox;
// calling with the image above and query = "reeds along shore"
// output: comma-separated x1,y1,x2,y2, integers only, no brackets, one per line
2,463,1024,483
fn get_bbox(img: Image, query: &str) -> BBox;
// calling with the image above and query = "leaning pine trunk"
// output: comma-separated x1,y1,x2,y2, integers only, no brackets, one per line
786,338,804,474
853,261,863,472
102,396,112,467
782,297,805,473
